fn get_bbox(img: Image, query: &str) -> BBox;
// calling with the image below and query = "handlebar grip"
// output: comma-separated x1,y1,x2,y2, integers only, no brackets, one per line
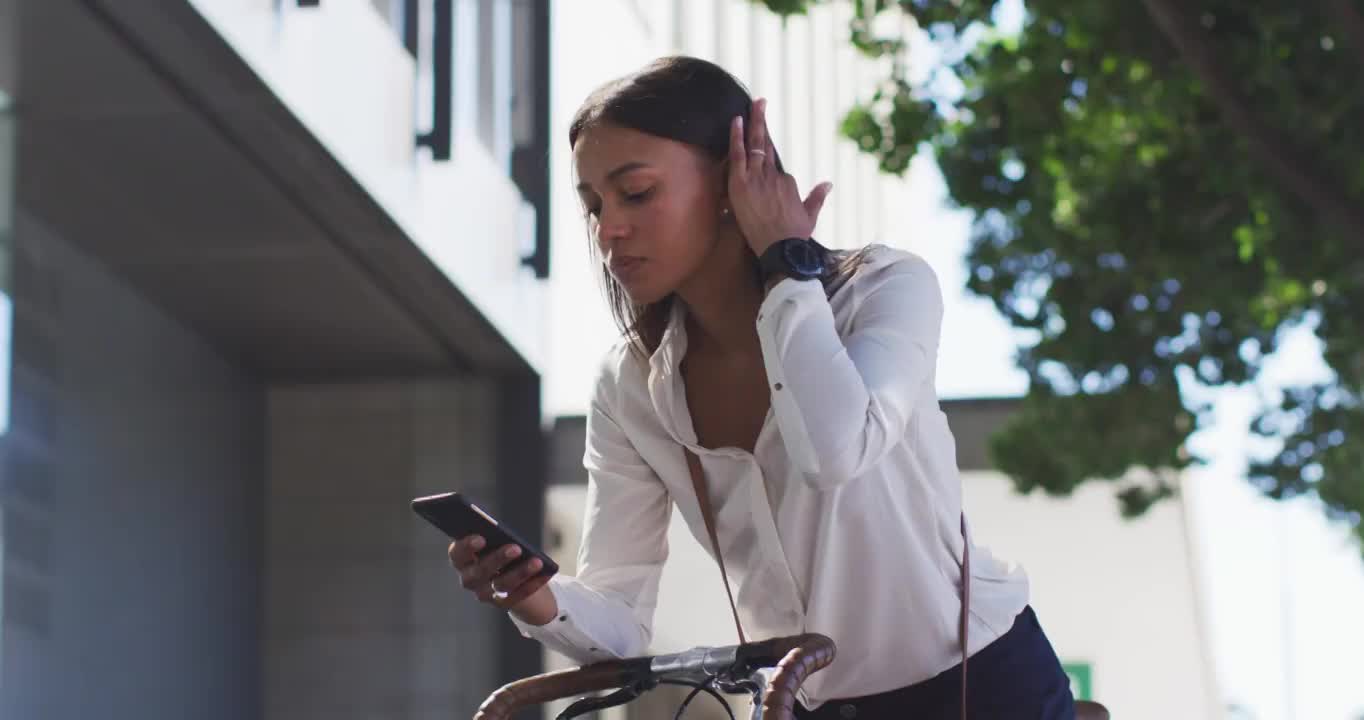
757,633,837,720
473,660,644,720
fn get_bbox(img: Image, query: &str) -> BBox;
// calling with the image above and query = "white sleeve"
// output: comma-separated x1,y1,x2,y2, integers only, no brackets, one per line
509,355,671,662
755,255,943,489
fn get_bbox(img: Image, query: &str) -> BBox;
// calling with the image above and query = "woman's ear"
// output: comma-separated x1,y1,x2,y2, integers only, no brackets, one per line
716,157,731,215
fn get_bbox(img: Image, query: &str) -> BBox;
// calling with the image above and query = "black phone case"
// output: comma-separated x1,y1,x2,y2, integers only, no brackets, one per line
411,492,559,577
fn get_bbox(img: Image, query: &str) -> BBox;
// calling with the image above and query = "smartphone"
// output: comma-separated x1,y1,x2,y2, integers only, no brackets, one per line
411,491,559,578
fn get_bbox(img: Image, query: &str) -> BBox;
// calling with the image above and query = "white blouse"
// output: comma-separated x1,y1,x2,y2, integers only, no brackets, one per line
512,245,1029,708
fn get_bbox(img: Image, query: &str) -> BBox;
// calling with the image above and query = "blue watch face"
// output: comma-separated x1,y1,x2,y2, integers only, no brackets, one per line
783,239,826,277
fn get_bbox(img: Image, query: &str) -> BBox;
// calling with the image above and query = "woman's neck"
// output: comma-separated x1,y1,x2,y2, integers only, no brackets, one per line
676,228,765,357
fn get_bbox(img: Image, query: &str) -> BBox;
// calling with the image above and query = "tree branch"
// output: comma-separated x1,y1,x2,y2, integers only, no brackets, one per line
1140,0,1364,241
1322,0,1364,73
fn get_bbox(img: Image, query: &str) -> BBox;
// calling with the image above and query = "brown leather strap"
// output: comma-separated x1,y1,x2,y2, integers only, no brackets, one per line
960,512,969,720
684,447,747,644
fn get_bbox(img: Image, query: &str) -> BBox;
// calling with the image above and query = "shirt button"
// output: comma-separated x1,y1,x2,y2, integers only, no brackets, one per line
839,704,858,719
774,382,783,391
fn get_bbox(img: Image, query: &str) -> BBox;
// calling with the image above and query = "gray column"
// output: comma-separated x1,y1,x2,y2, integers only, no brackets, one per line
266,375,547,720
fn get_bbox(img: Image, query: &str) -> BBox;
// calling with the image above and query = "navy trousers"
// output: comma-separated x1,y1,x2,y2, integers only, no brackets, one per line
794,606,1076,719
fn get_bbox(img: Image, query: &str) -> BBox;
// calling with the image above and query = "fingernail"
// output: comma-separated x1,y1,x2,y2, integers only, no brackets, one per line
737,115,744,130
506,546,521,558
471,537,485,549
528,559,542,571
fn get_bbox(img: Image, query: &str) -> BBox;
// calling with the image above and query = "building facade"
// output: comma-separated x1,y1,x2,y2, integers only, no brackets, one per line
0,1,550,718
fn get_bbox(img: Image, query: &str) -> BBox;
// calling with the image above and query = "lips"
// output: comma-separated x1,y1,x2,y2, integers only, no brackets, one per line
608,256,647,281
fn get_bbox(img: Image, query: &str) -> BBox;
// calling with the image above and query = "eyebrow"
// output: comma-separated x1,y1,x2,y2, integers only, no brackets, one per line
576,161,652,192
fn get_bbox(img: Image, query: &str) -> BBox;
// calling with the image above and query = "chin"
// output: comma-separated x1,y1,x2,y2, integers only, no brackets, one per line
621,283,671,305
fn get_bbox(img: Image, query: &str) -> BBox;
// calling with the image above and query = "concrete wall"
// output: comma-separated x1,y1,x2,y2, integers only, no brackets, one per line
0,210,264,720
266,377,545,720
1,76,12,445
0,215,548,720
0,0,14,95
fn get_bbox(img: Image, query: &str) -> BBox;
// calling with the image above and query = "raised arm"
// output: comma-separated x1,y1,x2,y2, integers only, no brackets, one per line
756,252,944,489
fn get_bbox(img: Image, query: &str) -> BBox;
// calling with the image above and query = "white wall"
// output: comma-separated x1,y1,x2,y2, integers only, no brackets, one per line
187,0,548,373
964,470,1222,718
1185,454,1364,720
1,211,264,720
546,0,663,420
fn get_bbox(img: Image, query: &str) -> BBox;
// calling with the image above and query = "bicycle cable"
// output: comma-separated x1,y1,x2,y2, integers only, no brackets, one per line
665,675,736,720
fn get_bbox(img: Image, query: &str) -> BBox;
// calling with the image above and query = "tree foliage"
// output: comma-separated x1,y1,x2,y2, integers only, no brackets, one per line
755,0,1364,549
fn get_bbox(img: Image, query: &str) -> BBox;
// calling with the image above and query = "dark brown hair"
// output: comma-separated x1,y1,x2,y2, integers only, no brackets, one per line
569,55,870,361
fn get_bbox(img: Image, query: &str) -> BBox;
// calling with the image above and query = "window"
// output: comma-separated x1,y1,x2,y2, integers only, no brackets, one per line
371,0,420,56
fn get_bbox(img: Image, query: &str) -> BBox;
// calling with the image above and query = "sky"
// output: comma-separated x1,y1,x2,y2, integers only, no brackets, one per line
544,3,1364,717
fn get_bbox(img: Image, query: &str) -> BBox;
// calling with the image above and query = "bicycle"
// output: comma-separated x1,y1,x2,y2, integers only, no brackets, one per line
474,633,836,720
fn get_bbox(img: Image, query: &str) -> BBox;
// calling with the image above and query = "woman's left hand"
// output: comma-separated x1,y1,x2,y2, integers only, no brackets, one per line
727,97,834,257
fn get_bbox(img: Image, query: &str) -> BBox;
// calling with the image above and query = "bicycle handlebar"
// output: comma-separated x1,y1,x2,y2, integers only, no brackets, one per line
473,633,837,720
751,634,836,718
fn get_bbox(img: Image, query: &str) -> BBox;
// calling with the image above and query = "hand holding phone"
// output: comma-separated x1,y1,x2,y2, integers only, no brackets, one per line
447,534,554,613
412,492,559,620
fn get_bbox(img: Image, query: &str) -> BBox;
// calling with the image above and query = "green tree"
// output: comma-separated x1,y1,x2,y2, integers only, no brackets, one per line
756,0,1364,549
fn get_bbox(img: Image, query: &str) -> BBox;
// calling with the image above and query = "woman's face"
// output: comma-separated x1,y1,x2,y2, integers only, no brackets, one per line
574,123,726,304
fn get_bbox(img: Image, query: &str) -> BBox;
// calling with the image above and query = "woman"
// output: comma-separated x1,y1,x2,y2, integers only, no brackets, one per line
448,56,1076,719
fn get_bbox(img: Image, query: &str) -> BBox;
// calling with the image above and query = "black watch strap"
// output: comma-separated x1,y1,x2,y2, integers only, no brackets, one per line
758,241,789,282
760,237,826,282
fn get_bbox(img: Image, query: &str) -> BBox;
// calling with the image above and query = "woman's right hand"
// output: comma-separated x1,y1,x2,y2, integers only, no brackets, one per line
448,535,558,624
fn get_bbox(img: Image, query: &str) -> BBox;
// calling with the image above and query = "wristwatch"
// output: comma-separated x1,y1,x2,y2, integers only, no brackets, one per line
758,237,829,283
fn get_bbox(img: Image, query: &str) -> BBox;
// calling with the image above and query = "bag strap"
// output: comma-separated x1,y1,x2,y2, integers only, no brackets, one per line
684,447,747,644
960,512,970,720
685,446,969,720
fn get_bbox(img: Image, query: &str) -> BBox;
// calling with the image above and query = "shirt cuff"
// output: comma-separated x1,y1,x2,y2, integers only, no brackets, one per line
507,576,618,663
759,274,820,309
